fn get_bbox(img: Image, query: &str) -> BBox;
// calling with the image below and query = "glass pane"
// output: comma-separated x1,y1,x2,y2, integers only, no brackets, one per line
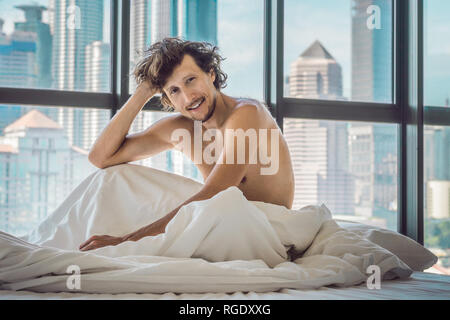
284,0,393,103
284,118,398,230
0,105,109,236
128,0,263,101
424,125,450,275
127,110,203,183
0,0,111,92
424,0,450,107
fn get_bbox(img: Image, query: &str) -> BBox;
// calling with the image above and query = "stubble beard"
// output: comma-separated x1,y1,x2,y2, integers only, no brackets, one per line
198,96,216,123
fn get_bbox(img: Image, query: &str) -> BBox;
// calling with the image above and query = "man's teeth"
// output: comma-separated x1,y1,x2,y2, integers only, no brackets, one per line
189,100,202,110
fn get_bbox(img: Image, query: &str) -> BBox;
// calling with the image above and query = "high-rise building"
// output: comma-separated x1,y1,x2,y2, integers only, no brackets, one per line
350,0,396,225
150,0,177,44
130,0,152,68
0,28,37,88
14,3,52,88
49,0,104,91
0,110,96,235
47,0,104,150
348,124,397,222
0,7,56,129
424,126,450,182
289,40,342,99
286,41,354,214
351,0,392,103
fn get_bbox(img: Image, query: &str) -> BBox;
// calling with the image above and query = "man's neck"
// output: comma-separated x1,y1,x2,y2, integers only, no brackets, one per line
201,92,237,130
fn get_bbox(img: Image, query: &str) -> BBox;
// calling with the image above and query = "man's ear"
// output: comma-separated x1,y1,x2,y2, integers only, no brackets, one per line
209,69,216,83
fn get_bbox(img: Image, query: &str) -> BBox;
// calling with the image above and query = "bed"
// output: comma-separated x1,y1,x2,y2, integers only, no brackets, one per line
1,164,449,300
0,271,448,300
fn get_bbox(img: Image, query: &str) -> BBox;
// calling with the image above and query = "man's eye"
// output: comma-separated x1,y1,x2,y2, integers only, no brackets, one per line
170,88,178,95
187,77,195,83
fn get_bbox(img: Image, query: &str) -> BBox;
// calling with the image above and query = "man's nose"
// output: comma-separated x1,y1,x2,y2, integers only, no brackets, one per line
181,89,195,108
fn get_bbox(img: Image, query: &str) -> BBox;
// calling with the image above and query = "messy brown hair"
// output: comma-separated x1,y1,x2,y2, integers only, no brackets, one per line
133,38,228,111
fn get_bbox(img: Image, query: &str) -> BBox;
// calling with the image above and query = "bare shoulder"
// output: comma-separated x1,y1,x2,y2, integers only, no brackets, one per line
225,98,274,129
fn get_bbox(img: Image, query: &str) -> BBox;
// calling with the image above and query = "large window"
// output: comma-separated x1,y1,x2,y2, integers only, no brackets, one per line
0,0,448,276
284,0,393,103
284,119,398,230
0,0,111,92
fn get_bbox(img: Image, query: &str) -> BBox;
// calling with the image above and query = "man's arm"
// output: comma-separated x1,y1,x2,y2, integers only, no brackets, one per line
79,105,264,251
89,82,186,169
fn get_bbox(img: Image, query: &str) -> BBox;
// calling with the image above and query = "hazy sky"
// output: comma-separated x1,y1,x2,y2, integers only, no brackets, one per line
1,0,449,106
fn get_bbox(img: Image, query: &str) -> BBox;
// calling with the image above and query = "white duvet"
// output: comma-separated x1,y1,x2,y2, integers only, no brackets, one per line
0,164,412,294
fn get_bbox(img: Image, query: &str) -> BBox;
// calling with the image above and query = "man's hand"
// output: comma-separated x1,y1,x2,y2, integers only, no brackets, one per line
79,218,168,252
79,235,125,252
135,80,157,101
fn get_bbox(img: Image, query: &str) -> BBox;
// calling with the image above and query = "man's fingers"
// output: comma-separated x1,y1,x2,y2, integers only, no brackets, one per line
79,238,98,251
79,235,122,251
80,240,100,251
79,235,101,250
79,240,92,250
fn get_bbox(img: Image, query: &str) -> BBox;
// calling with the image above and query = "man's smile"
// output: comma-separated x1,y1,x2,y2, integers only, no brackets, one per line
187,97,205,112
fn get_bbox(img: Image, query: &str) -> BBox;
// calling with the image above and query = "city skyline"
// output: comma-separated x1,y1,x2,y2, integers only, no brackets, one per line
1,0,450,105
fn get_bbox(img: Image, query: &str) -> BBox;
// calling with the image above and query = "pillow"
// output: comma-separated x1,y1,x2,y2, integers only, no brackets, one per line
336,219,438,271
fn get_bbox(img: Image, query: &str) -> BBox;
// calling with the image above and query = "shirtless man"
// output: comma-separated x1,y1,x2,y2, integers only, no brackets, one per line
79,38,294,252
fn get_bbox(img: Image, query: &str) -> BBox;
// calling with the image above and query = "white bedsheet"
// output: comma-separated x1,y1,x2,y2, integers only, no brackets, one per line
1,272,449,300
0,164,412,294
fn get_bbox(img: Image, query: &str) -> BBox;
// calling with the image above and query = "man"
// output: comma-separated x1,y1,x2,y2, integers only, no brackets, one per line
80,38,294,252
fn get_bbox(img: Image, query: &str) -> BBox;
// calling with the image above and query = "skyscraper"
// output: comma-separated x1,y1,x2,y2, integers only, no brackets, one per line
286,41,354,214
350,0,396,225
130,0,152,68
0,27,37,88
351,0,392,103
289,40,342,99
14,3,52,88
151,0,178,44
49,0,104,91
48,0,105,149
348,124,397,219
0,18,35,133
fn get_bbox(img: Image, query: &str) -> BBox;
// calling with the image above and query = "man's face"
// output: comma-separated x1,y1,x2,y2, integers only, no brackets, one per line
163,54,217,122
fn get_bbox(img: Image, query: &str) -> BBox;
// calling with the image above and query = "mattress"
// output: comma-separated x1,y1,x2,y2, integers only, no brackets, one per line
1,272,448,300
